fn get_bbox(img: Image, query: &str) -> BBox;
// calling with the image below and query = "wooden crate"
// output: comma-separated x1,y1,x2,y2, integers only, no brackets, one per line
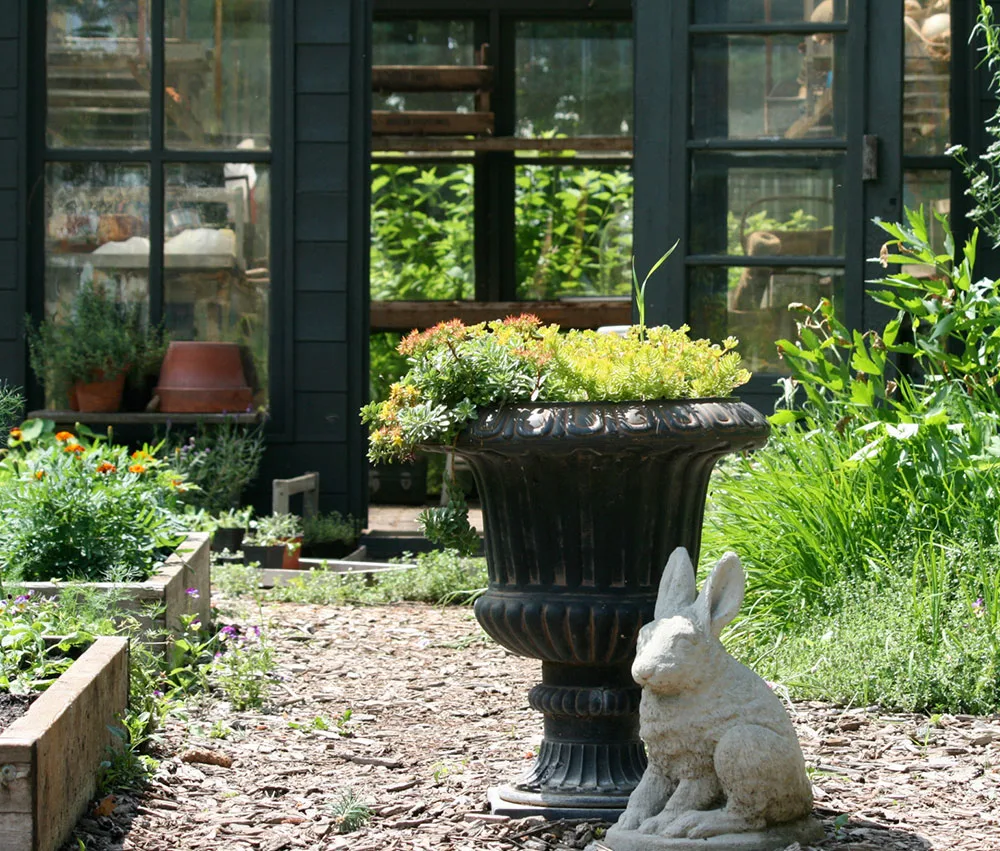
0,637,130,851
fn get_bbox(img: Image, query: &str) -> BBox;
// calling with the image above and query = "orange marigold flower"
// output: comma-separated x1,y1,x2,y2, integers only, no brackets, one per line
64,443,85,454
9,427,21,440
128,464,147,474
96,462,117,474
131,449,150,460
55,431,74,441
34,470,44,480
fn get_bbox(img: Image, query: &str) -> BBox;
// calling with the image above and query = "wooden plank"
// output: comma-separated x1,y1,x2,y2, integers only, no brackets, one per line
371,110,494,137
273,472,321,516
0,637,129,851
373,135,633,153
372,65,492,92
370,298,632,331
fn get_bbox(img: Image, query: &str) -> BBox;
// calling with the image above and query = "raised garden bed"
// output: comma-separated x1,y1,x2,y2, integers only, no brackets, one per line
18,532,211,637
0,636,129,851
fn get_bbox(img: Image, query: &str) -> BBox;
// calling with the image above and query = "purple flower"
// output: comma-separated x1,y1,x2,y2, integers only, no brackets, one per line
153,689,164,698
973,597,985,618
186,588,200,599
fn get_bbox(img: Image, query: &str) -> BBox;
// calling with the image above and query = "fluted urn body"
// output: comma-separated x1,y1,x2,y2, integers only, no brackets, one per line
449,400,770,819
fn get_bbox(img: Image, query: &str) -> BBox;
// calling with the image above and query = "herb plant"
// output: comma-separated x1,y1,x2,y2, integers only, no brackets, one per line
362,314,750,464
163,418,266,512
302,511,361,545
245,513,303,547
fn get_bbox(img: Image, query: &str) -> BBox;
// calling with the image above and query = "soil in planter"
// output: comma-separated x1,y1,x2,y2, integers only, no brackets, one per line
0,691,37,732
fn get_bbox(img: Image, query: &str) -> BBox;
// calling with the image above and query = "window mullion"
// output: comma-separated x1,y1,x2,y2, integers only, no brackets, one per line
149,0,166,326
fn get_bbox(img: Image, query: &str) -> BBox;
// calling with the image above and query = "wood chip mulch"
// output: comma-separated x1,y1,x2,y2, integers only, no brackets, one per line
62,599,1000,851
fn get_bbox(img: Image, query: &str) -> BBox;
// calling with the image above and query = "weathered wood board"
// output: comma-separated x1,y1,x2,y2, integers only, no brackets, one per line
0,637,130,851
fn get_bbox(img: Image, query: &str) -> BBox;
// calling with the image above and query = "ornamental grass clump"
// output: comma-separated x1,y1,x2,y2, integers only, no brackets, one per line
362,314,750,463
0,419,189,583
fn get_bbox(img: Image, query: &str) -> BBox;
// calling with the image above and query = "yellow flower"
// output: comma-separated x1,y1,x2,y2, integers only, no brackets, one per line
128,464,147,474
9,427,21,440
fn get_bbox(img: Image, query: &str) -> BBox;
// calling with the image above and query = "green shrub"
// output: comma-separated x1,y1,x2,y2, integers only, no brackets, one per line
162,418,265,513
303,511,361,545
0,420,188,583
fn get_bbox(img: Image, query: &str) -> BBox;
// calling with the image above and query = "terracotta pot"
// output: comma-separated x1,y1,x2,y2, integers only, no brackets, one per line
280,537,303,570
72,371,127,413
155,341,253,413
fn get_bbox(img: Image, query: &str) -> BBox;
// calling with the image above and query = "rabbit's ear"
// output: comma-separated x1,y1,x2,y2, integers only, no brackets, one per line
654,547,698,619
697,552,745,638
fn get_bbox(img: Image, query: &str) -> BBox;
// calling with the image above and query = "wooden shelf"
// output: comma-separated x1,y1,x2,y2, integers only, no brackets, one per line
373,135,633,153
27,410,263,426
372,110,494,137
370,298,631,332
372,65,492,92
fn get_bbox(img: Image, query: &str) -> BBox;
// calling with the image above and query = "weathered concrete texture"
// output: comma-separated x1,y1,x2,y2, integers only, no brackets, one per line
593,548,823,851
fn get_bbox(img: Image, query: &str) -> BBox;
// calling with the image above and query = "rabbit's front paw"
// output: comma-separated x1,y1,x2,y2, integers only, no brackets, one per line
636,811,682,835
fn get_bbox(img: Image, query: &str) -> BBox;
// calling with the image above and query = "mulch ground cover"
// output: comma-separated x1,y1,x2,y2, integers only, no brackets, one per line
62,598,1000,851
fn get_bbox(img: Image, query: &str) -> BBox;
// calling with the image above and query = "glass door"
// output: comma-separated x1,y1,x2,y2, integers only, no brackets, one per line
635,0,906,410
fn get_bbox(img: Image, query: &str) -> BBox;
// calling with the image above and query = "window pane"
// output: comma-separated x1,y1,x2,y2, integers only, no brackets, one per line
163,162,269,408
45,162,150,317
371,163,474,300
692,34,846,139
904,3,951,155
164,0,271,151
515,163,633,299
46,1,151,149
689,265,844,374
904,170,952,259
694,0,849,25
373,20,477,113
690,153,844,256
515,21,633,138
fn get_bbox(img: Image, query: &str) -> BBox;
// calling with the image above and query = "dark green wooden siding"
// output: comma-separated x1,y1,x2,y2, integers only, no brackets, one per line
0,0,22,390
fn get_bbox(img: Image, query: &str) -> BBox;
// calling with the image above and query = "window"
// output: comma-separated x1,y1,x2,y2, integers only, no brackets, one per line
370,3,633,321
39,0,272,408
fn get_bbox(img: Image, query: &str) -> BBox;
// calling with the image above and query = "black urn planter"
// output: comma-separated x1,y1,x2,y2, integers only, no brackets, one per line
445,400,770,819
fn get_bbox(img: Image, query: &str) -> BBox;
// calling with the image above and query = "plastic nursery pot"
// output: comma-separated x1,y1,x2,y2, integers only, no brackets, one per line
242,545,285,571
155,341,253,413
300,540,357,560
211,527,246,554
72,370,127,413
280,537,304,570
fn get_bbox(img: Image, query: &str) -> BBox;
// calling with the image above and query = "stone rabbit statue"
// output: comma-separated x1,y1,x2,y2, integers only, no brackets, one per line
596,548,824,851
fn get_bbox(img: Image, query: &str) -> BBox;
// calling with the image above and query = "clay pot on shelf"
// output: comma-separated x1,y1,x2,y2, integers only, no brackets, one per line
71,370,127,413
155,341,254,414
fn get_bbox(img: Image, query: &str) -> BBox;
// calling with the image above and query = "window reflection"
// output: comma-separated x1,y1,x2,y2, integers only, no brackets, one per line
904,0,951,155
692,34,845,140
46,0,151,149
515,21,633,138
44,162,150,319
689,266,844,375
164,0,271,150
694,0,848,25
163,163,270,406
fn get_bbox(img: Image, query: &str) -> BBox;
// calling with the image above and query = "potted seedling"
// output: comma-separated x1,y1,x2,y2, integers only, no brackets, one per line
211,506,254,554
243,513,303,571
26,282,141,412
361,256,769,819
301,511,362,561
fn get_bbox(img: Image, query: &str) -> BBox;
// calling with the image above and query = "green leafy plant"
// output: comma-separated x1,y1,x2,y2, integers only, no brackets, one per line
302,511,360,546
362,314,750,465
26,282,142,402
162,419,266,513
328,789,372,834
245,513,303,547
0,420,188,583
212,623,274,710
